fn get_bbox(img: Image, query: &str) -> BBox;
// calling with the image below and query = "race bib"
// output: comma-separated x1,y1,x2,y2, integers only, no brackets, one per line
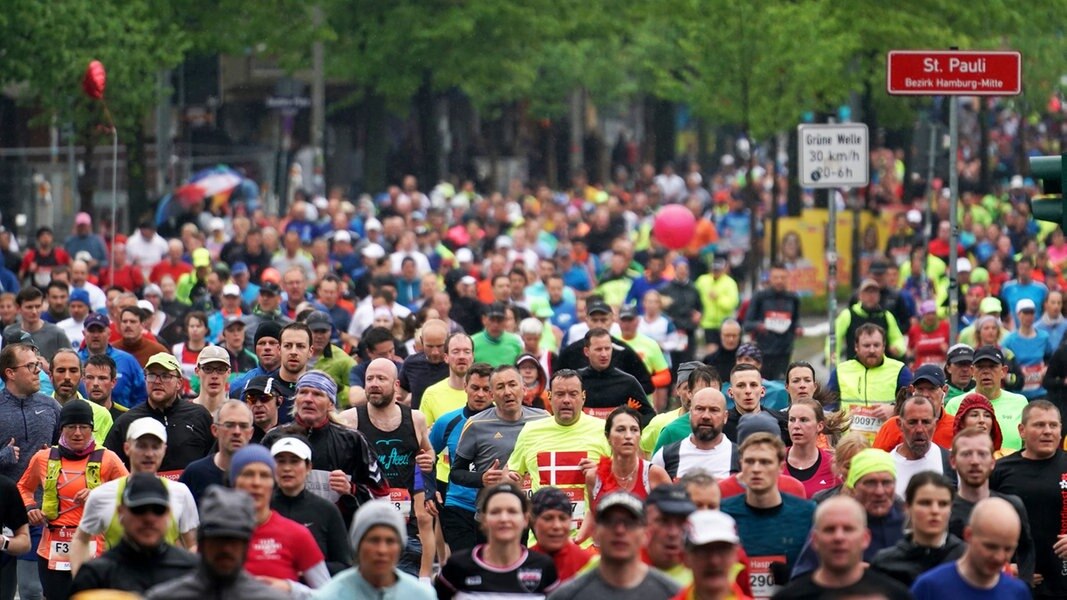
1022,364,1046,391
764,311,792,334
46,527,97,571
389,488,412,520
583,407,614,419
749,555,785,600
521,473,533,499
562,487,587,529
849,405,886,441
156,470,183,482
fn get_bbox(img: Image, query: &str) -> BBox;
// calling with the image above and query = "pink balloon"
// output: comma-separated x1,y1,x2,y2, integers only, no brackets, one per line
653,204,696,250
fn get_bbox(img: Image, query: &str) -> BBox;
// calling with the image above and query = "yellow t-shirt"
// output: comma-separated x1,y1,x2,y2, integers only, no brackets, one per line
640,408,684,457
507,414,611,530
420,378,468,483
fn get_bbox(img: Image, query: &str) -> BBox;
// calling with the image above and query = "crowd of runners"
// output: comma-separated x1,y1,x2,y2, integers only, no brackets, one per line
0,147,1060,599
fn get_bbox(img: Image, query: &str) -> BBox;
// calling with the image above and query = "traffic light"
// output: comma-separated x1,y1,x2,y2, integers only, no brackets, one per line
1030,153,1067,227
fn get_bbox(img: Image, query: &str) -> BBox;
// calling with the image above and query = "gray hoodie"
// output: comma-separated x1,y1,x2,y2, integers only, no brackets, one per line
0,388,60,481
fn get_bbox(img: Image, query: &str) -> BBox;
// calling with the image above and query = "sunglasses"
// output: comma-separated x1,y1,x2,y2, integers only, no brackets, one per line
244,393,277,405
130,504,168,516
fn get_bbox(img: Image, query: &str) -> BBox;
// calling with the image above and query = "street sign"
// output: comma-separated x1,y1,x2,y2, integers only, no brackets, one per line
266,96,311,110
887,50,1021,96
798,124,869,188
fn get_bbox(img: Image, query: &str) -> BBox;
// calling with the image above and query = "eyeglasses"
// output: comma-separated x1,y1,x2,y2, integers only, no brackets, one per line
244,393,277,405
62,424,92,432
199,366,230,375
129,504,168,516
217,421,253,431
144,373,180,383
12,362,40,374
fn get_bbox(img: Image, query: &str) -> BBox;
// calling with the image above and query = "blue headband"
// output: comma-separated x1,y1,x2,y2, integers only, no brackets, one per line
297,370,338,404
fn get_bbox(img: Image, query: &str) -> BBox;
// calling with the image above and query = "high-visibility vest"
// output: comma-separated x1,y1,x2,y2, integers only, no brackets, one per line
103,476,181,548
42,447,104,520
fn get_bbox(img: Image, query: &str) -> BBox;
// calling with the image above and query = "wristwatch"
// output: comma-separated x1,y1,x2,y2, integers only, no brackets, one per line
0,535,9,553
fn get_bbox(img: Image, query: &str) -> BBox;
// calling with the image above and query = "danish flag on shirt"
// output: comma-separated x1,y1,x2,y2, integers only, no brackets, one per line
536,451,587,487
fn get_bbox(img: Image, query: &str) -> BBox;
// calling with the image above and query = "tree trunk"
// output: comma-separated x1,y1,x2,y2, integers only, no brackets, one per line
415,74,439,187
363,91,388,194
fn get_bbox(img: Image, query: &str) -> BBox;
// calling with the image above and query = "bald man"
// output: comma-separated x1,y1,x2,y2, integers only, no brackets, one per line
398,319,450,409
346,358,437,578
774,496,911,599
653,387,739,480
911,497,1029,598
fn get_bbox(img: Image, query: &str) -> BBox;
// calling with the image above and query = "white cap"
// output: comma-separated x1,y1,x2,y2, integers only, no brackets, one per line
126,417,167,442
222,283,241,297
495,236,514,249
460,275,477,286
455,248,474,263
271,437,312,461
1011,175,1024,190
333,230,352,244
956,257,972,273
313,196,329,210
1016,298,1037,313
136,299,154,314
365,218,383,231
362,243,385,259
906,209,922,225
685,510,739,546
210,217,225,231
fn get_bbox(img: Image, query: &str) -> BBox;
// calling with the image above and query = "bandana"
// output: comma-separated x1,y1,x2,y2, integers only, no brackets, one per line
846,449,896,489
296,370,338,405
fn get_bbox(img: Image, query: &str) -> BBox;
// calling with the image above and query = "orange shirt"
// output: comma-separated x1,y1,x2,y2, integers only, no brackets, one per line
17,446,128,558
872,411,956,453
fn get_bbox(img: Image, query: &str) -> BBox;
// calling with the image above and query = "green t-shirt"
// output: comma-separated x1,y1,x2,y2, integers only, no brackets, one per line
471,331,523,367
654,413,693,453
641,408,684,456
944,388,1028,450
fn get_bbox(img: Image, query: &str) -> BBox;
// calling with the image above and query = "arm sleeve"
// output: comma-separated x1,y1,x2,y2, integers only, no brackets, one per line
176,485,200,533
355,435,391,499
104,421,128,466
742,295,761,333
450,424,484,488
77,487,111,535
322,504,352,574
831,309,850,362
17,452,44,508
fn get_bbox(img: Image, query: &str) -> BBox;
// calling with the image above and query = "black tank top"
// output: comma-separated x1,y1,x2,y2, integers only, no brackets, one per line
356,403,419,489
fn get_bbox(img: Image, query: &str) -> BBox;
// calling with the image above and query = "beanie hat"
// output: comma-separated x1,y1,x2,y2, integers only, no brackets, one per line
60,400,94,428
253,321,283,346
736,412,779,445
846,449,896,489
228,444,276,484
296,370,338,403
531,486,573,517
952,392,1004,451
350,499,407,555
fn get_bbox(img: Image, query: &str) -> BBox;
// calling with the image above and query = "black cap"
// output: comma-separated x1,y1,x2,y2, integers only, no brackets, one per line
869,258,889,275
223,315,246,330
259,281,281,296
242,375,294,400
972,345,1005,366
199,486,255,540
304,310,333,332
644,483,696,516
60,400,94,428
946,344,974,365
619,305,638,320
2,328,35,349
485,302,507,318
531,487,573,517
586,300,612,316
911,364,946,387
123,473,170,509
253,321,283,345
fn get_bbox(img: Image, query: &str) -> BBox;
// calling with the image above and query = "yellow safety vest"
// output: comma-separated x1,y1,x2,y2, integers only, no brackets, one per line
42,447,103,520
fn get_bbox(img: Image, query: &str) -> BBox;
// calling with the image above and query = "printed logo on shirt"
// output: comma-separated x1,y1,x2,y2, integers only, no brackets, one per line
253,537,282,559
493,432,503,439
465,576,482,586
518,568,543,592
536,451,587,487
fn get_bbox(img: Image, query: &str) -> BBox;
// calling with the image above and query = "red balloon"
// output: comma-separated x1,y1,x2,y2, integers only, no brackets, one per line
82,60,106,100
653,204,696,250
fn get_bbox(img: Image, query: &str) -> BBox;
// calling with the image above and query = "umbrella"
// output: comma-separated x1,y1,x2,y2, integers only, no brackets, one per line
175,165,243,206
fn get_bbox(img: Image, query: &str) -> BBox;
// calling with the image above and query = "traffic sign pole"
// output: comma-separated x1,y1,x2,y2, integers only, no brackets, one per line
948,95,960,344
827,188,837,369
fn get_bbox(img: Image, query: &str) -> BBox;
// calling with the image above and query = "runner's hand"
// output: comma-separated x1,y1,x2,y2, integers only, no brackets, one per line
73,488,91,505
5,438,17,462
482,459,505,487
415,448,434,472
1054,535,1067,559
27,509,44,526
873,404,895,421
578,458,597,477
328,470,351,495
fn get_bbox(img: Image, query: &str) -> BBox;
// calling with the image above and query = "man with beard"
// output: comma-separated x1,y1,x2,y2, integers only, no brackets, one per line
400,319,450,409
84,353,128,422
77,313,146,411
229,321,284,400
827,323,912,444
448,365,548,551
948,427,1034,583
344,359,436,578
41,280,69,324
653,387,738,480
420,333,473,500
262,371,390,525
890,396,956,492
990,400,1067,598
945,345,1028,451
144,486,290,600
180,400,255,505
50,348,112,444
239,376,292,444
105,353,214,478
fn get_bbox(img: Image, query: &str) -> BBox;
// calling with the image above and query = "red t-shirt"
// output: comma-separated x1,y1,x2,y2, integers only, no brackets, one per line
245,511,324,583
717,474,808,499
150,261,193,285
530,541,595,583
907,321,950,370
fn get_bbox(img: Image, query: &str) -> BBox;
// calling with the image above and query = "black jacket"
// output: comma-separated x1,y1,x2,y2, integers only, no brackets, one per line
104,399,214,473
262,420,391,524
145,565,290,600
577,366,655,425
558,336,654,395
272,488,352,575
743,288,802,357
870,534,966,586
70,538,198,595
660,280,701,333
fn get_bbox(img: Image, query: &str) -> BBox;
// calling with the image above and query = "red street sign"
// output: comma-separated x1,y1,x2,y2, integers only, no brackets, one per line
887,50,1021,96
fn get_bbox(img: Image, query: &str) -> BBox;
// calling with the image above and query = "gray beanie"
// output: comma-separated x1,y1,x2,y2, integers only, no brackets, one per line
349,499,407,555
736,412,780,444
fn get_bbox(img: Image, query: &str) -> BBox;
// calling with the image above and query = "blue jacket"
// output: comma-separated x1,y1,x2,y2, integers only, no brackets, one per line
77,346,147,408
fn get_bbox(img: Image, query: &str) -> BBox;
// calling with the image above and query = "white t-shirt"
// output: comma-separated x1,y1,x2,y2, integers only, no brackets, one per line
892,444,945,498
77,475,200,539
652,436,734,480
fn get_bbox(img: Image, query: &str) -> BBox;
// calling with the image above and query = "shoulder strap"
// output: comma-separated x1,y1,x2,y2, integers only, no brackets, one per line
663,442,681,479
640,458,651,491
